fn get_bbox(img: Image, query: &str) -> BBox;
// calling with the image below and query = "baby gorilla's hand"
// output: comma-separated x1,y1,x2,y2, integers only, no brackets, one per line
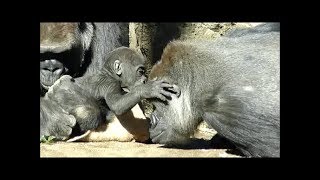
134,80,176,102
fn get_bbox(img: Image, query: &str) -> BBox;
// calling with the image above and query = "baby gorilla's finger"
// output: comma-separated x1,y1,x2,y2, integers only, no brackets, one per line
160,89,173,98
156,94,168,102
159,82,173,89
159,80,171,84
166,84,181,97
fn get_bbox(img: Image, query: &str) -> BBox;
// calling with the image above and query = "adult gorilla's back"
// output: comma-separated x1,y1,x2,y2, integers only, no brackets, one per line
40,23,128,140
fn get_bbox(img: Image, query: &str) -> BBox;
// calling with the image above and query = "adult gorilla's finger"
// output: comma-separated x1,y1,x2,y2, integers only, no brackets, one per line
53,114,76,140
66,114,77,127
61,127,73,141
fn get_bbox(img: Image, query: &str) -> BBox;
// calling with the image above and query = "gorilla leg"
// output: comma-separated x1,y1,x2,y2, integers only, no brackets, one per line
115,104,150,142
71,104,149,143
69,105,105,136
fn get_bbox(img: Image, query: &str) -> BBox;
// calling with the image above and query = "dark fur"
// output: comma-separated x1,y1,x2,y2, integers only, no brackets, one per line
149,23,280,157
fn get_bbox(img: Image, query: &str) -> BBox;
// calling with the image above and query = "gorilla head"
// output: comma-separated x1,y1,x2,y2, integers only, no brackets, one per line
40,23,94,90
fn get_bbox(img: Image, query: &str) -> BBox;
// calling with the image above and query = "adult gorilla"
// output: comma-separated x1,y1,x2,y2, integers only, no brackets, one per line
40,23,130,140
148,23,280,157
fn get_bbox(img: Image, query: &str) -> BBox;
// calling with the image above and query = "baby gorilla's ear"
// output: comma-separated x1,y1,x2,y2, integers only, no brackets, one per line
114,60,123,76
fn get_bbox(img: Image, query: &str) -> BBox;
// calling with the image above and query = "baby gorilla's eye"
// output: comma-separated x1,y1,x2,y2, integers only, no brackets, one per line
137,68,145,76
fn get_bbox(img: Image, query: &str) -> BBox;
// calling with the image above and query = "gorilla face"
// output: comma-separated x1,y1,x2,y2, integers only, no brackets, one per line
149,97,186,145
149,108,168,144
40,23,94,90
40,46,83,89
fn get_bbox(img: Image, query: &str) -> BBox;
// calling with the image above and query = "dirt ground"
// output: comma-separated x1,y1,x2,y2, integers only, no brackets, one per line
40,130,241,158
40,141,240,158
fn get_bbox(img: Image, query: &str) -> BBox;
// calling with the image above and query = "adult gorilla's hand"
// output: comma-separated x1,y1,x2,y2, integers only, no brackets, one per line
40,97,77,140
45,75,79,112
41,75,79,140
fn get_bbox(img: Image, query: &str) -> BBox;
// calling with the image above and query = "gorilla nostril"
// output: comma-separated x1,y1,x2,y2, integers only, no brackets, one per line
52,68,60,72
43,67,61,72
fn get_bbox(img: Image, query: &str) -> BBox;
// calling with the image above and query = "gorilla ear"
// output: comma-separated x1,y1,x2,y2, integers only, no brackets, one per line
79,23,94,51
114,60,123,76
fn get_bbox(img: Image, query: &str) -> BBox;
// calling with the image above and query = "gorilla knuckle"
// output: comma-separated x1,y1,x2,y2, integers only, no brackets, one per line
68,115,77,127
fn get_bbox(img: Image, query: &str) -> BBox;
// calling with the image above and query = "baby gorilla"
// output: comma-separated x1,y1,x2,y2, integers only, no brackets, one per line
76,47,179,116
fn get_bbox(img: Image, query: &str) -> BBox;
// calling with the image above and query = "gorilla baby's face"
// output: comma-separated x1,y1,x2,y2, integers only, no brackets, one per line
120,62,147,92
105,47,147,92
119,49,147,91
40,23,94,90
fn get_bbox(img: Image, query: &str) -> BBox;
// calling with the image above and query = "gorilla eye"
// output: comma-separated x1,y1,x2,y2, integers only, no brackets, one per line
137,68,145,76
